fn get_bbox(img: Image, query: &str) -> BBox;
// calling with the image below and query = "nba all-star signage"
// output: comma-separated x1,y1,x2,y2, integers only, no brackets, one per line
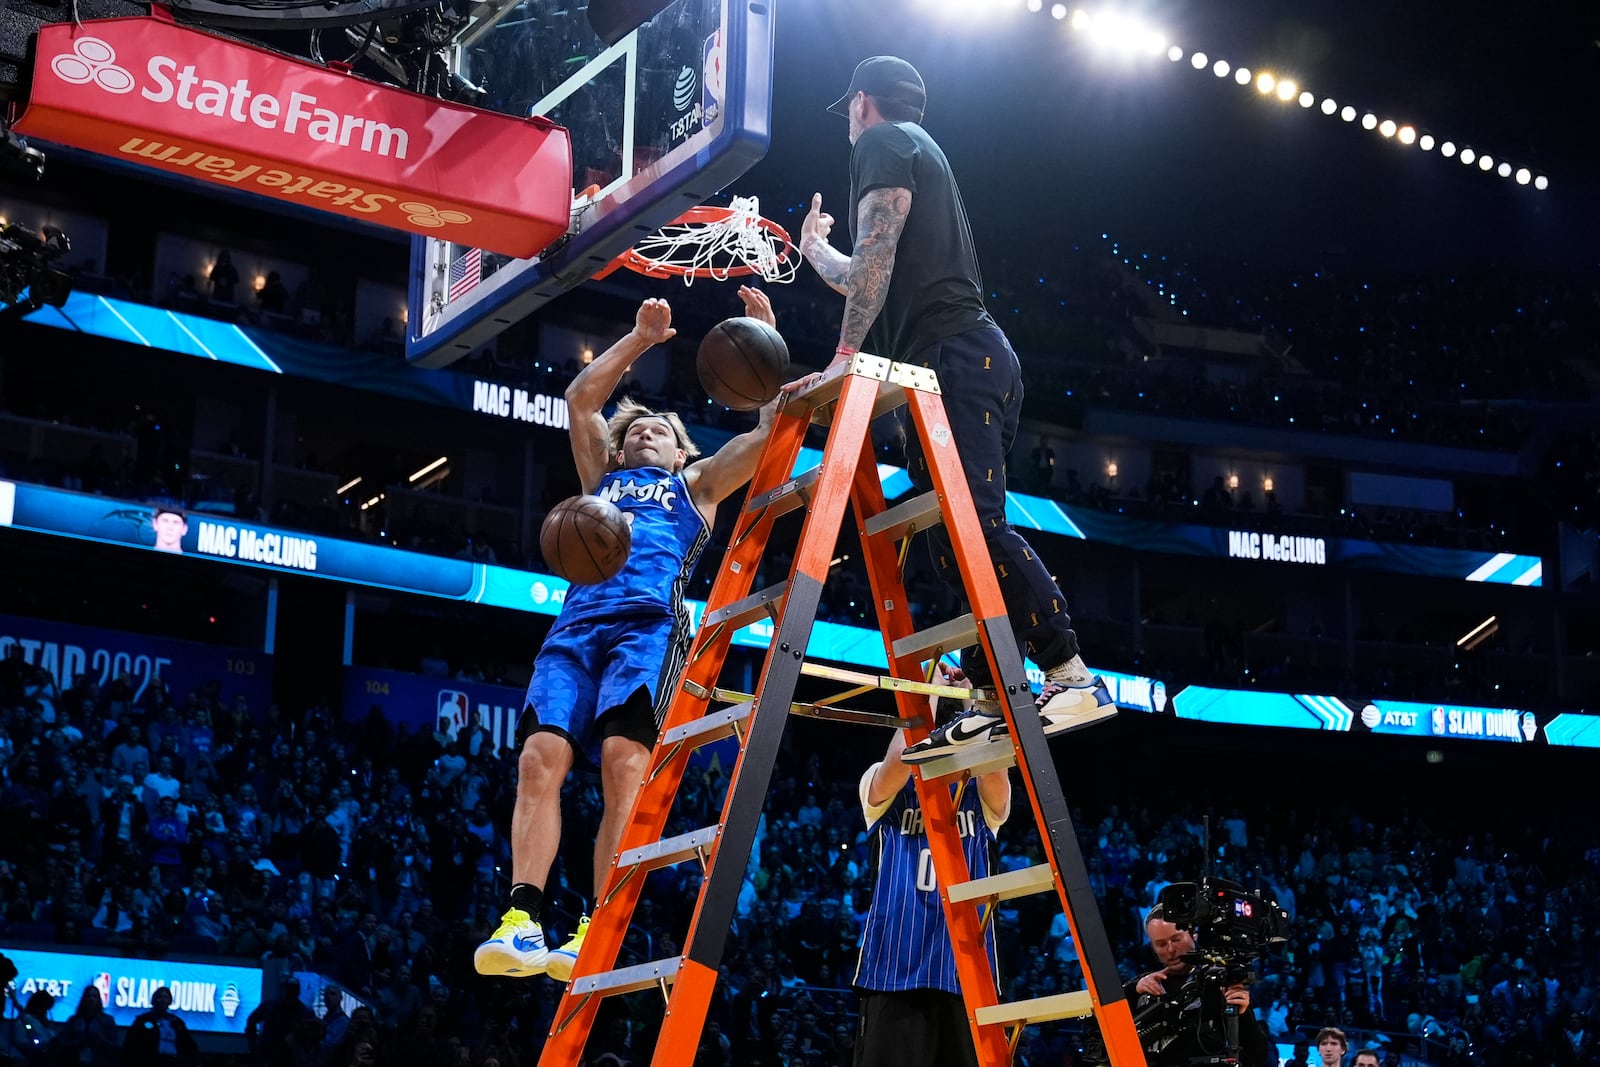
16,15,572,256
0,946,263,1035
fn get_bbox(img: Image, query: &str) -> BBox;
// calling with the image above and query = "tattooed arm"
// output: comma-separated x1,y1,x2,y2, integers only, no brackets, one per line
837,186,912,354
800,193,850,295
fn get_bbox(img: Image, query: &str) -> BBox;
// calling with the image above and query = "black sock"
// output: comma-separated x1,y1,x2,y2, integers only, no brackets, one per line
509,883,543,919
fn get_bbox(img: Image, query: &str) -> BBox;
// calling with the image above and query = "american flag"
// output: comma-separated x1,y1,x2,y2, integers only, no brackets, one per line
447,247,482,303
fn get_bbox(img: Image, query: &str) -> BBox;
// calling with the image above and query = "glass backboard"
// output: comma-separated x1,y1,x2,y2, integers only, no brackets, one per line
406,0,774,367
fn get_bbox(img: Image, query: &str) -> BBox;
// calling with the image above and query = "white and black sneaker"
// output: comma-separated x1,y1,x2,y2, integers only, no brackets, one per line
900,708,1006,764
991,675,1117,739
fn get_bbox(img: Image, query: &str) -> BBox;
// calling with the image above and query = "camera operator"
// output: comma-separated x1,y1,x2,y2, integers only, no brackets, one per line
1127,905,1272,1066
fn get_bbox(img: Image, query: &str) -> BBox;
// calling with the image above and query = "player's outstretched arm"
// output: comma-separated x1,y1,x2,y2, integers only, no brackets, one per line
565,299,676,492
682,392,779,509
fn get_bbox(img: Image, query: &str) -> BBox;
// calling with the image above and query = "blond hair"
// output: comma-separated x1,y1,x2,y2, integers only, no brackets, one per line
606,397,701,471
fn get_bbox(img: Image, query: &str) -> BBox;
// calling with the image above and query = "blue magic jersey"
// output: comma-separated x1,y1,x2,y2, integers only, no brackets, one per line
557,466,709,628
854,768,1003,994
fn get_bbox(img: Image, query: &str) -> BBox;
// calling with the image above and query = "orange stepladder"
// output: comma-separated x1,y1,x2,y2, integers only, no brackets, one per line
535,355,1148,1067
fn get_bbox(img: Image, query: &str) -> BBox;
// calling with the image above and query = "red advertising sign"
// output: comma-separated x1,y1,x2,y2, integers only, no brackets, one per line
15,15,573,258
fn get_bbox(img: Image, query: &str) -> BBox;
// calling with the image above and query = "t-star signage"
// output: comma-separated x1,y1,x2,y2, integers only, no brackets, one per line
17,16,572,256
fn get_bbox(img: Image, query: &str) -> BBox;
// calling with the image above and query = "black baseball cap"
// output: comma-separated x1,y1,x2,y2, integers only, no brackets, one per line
826,56,927,116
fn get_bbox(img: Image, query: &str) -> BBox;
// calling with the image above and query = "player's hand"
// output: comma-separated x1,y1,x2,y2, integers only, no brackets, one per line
1135,970,1169,996
737,285,776,328
800,193,834,252
632,298,676,345
1223,984,1251,1013
755,391,782,426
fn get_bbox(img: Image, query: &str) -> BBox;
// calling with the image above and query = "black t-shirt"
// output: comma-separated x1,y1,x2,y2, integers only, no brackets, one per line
848,121,995,361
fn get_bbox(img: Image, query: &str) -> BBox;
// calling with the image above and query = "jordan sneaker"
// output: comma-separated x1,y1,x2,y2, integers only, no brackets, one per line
900,708,1007,764
992,675,1117,739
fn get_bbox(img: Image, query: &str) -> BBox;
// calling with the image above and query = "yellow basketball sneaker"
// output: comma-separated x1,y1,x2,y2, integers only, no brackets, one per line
473,908,548,977
545,916,590,982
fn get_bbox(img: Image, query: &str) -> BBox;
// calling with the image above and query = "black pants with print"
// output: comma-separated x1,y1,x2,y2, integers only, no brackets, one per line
901,325,1081,688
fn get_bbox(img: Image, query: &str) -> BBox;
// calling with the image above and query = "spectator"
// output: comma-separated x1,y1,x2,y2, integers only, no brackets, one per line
52,984,120,1066
121,987,198,1067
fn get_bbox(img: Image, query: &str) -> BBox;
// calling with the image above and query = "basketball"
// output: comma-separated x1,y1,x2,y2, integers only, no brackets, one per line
539,495,632,585
697,316,790,411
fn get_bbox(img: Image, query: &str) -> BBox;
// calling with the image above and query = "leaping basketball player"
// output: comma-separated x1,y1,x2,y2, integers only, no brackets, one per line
787,56,1116,761
475,290,780,981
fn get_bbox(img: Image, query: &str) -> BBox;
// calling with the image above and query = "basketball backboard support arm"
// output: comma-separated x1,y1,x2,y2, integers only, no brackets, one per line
405,0,774,369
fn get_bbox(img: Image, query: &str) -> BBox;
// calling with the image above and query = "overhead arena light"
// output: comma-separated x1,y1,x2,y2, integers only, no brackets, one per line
409,456,449,483
1457,615,1498,650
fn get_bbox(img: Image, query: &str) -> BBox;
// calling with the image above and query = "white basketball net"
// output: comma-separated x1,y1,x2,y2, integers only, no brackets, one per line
629,195,799,286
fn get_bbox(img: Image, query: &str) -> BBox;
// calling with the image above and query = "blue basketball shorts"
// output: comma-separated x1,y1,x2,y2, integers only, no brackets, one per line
518,613,688,766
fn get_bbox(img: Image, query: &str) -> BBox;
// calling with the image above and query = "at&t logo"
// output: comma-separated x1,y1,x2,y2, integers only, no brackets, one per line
52,37,135,94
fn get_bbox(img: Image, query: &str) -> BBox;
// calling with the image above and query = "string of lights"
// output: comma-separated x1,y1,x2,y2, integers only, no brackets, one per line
921,0,1550,191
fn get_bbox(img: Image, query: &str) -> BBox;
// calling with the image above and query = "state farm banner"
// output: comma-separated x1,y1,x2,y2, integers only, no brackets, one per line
16,16,572,257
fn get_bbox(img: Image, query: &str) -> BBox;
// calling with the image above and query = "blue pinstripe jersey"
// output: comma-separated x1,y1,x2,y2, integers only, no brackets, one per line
557,466,708,629
853,767,1003,994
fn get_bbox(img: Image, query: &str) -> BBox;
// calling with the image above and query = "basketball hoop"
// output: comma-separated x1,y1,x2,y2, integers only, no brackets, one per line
605,195,798,285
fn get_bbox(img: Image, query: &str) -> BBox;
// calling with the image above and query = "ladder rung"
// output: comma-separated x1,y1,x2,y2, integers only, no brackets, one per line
892,613,978,663
660,702,753,748
947,863,1056,904
616,826,719,874
800,661,984,701
975,991,1094,1027
743,466,821,519
864,490,945,542
790,703,922,730
568,956,682,998
703,581,788,630
916,738,1017,781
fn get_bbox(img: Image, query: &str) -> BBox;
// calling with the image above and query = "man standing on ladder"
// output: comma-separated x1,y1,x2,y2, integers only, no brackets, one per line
790,56,1114,758
854,665,1011,1065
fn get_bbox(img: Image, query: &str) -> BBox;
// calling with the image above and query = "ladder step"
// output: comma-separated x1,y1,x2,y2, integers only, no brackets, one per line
975,991,1095,1027
799,661,985,701
703,581,787,630
916,737,1017,781
790,703,922,730
784,352,892,419
569,956,682,999
892,613,978,663
947,863,1056,904
743,466,821,519
616,826,719,874
864,490,945,542
660,702,753,748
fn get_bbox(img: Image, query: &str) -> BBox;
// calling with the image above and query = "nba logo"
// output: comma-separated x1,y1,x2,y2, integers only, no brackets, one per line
94,973,112,1004
702,30,724,126
1431,707,1446,735
437,690,469,737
